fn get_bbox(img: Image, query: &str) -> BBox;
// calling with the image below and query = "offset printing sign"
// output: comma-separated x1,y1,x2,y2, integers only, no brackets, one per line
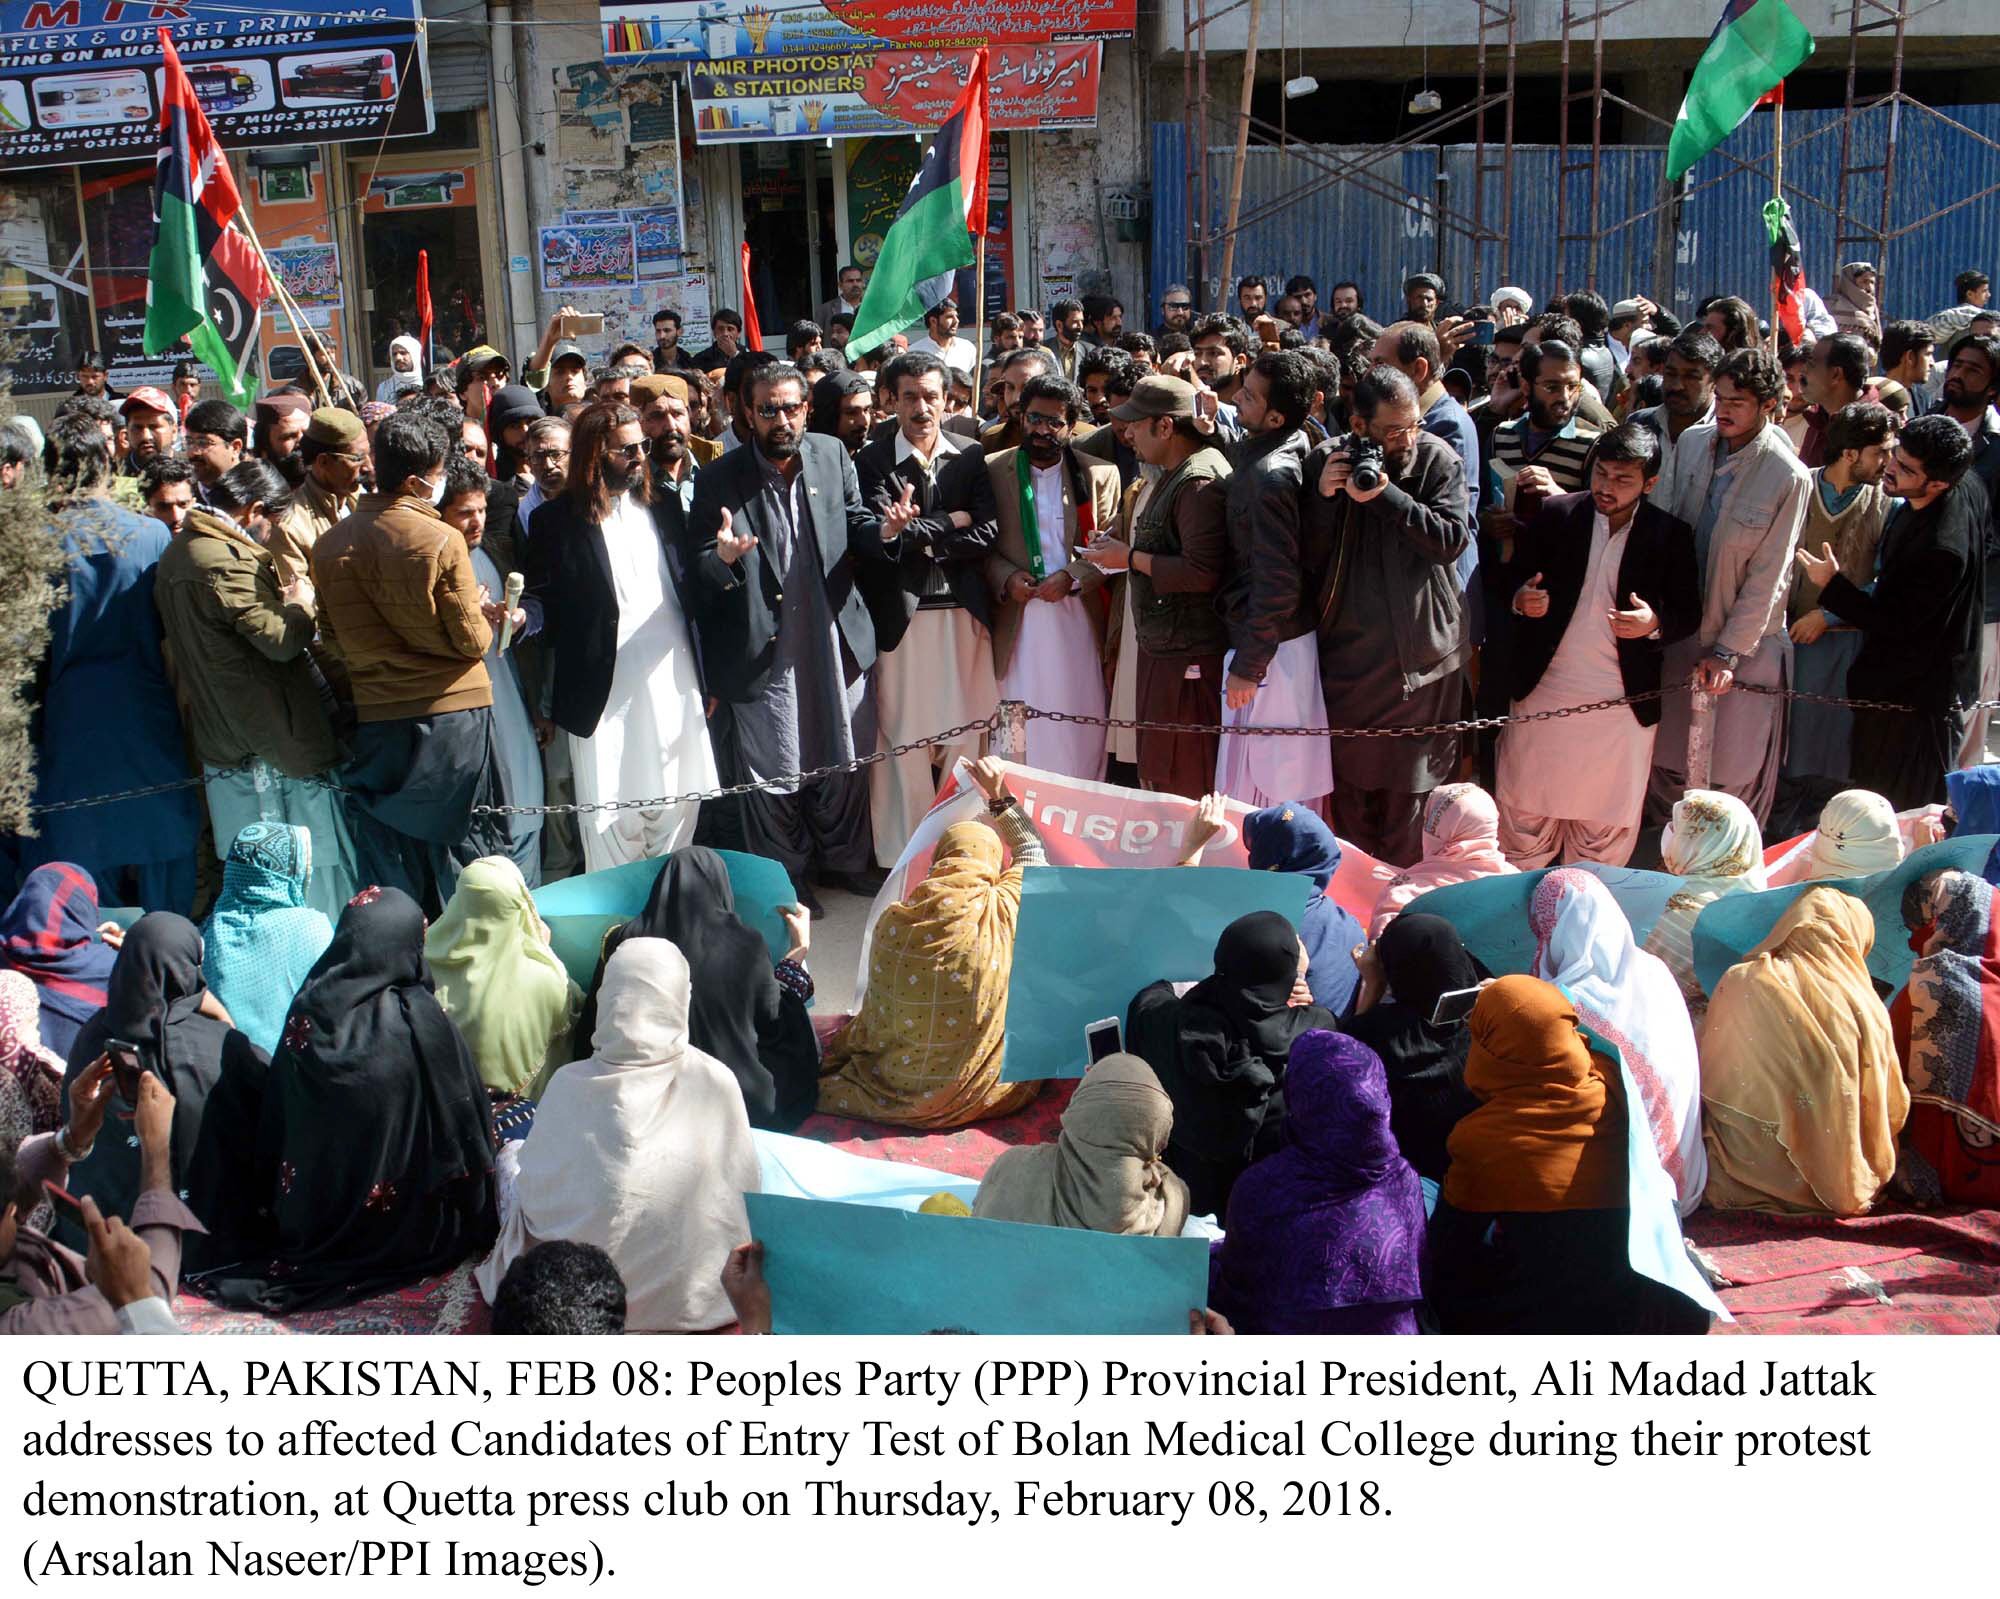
601,0,1134,60
0,1,433,170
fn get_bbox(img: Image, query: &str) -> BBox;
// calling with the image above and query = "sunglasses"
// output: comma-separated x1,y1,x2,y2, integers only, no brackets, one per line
755,401,808,419
606,442,646,460
1021,412,1068,433
1163,301,1191,311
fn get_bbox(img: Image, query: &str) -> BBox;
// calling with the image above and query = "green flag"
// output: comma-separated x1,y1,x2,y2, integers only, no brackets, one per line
1666,0,1816,182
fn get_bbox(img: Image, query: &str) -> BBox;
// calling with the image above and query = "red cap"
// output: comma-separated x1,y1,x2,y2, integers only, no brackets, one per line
120,386,175,418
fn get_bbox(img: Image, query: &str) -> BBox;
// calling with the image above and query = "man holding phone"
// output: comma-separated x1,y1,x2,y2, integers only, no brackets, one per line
1,1060,198,1333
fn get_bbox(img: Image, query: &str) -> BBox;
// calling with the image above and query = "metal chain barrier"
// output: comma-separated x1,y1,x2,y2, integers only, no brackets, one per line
27,690,2000,822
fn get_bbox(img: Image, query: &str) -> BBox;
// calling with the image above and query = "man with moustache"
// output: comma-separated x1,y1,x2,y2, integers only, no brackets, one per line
1628,328,1722,503
522,401,718,870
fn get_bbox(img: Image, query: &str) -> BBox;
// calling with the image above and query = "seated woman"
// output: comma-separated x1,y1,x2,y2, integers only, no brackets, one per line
1127,910,1332,1216
974,1053,1190,1235
818,760,1044,1130
194,887,499,1313
575,847,818,1132
62,913,263,1268
1426,975,1709,1334
200,823,334,1059
1700,887,1905,1216
1242,803,1366,1016
1,971,64,1154
1208,1031,1425,1335
425,856,579,1133
1342,914,1482,1183
476,938,758,1333
0,863,117,1060
1892,870,2000,1205
1367,783,1516,938
1528,868,1706,1214
1766,789,1905,887
1643,789,1766,1019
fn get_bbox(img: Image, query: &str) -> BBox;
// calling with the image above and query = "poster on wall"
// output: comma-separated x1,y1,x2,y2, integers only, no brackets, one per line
0,0,433,170
688,43,1099,144
540,223,640,292
601,0,1133,60
262,244,342,315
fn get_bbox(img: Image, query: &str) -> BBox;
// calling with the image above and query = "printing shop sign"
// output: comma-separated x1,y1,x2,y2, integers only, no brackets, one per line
601,0,1134,61
0,1,433,170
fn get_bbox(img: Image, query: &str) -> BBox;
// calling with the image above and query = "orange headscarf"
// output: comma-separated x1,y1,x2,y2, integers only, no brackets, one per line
1442,975,1628,1213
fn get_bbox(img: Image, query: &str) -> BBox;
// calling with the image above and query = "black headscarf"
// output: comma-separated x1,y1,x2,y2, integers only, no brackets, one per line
1125,910,1333,1216
809,369,872,442
193,886,497,1313
573,849,818,1129
1342,913,1483,1182
62,913,261,1265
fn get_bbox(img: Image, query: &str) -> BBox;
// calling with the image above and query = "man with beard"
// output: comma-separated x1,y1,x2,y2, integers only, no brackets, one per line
118,388,178,476
1646,347,1811,826
138,457,196,539
1155,284,1194,340
1781,402,1894,804
858,350,999,863
651,307,698,373
689,364,900,908
1048,297,1086,381
1215,349,1332,809
1078,345,1130,429
1486,340,1601,554
512,414,578,876
522,401,718,871
981,373,1120,780
1497,422,1700,868
979,345,1058,455
1801,413,1984,809
633,372,718,496
1235,276,1268,320
1306,366,1473,864
252,393,311,488
908,299,976,371
1402,273,1444,326
518,416,571,525
1628,327,1722,503
270,408,366,590
1934,332,2000,762
809,369,876,457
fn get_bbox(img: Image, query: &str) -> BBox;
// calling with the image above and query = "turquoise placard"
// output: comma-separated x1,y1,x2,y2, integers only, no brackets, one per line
1399,864,1680,978
1690,834,1998,998
999,866,1309,1082
743,1192,1211,1335
531,850,798,988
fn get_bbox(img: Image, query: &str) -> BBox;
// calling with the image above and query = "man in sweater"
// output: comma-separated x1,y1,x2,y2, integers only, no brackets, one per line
1780,402,1894,813
313,410,506,911
1800,414,1987,810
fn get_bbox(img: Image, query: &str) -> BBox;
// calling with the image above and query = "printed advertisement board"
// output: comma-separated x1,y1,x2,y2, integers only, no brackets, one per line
601,0,1133,60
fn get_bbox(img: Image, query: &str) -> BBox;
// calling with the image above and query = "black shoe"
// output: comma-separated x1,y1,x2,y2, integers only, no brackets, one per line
817,866,889,896
792,883,826,920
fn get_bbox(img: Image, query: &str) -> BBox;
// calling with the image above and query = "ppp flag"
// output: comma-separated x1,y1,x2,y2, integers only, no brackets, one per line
845,52,989,357
1665,0,1815,181
143,29,268,406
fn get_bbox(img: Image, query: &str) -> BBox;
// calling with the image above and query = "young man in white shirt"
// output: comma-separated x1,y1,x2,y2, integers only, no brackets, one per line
907,299,977,373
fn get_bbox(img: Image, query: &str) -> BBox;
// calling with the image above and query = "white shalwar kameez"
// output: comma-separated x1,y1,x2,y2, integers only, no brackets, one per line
569,491,718,870
997,459,1107,780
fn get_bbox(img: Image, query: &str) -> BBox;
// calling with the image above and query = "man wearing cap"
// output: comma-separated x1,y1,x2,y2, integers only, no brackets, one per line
252,393,311,489
1403,273,1445,327
119,388,179,475
1080,375,1231,798
1492,286,1533,327
270,408,366,591
72,349,120,400
857,349,999,863
1608,297,1654,369
483,384,543,576
634,373,717,506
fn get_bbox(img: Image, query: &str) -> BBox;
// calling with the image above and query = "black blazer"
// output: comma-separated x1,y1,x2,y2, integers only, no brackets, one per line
854,431,998,629
686,432,895,705
522,486,705,740
483,475,528,582
1506,491,1701,728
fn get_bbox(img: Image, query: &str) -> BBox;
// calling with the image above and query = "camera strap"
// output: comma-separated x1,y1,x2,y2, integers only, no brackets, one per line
1316,465,1358,634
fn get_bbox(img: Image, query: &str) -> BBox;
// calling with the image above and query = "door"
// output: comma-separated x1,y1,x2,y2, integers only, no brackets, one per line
738,142,836,328
350,154,493,383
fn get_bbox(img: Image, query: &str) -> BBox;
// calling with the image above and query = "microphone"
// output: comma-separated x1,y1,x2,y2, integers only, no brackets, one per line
498,569,525,652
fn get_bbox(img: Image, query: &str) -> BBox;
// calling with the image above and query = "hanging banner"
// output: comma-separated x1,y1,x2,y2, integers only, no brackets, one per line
602,0,1133,60
689,42,1099,144
0,0,433,171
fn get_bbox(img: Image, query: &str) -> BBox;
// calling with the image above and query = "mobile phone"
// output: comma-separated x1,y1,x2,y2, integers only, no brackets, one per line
560,311,604,338
1471,319,1497,346
1429,985,1485,1027
1084,1016,1123,1064
42,1181,87,1225
104,1040,143,1102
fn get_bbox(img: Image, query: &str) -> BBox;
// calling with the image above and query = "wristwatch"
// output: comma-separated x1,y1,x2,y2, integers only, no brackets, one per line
987,795,1017,815
1707,647,1740,670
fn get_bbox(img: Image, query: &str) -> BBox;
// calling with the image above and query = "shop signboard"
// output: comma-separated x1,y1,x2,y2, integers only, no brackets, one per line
0,0,433,170
601,0,1133,60
688,42,1099,144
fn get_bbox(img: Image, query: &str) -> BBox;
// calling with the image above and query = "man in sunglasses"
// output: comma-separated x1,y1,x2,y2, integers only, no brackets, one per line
689,364,905,911
1154,285,1194,340
521,400,718,873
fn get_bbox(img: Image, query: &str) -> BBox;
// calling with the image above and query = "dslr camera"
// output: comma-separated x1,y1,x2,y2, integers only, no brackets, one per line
1345,435,1386,494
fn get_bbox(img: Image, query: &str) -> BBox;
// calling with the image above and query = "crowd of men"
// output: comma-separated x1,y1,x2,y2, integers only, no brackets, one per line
10,257,2000,922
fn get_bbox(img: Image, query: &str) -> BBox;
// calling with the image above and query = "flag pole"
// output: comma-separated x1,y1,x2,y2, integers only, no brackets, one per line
229,213,333,406
1770,92,1783,355
973,231,987,418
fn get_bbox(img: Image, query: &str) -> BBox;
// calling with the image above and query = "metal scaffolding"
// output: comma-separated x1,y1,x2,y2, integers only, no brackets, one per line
1178,0,1523,308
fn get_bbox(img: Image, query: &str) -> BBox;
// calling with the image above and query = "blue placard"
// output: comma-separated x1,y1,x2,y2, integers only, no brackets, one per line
999,866,1309,1082
1399,864,1680,979
743,1192,1210,1335
532,849,798,988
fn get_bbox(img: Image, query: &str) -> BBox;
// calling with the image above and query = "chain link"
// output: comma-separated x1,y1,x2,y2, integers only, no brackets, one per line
30,689,2000,821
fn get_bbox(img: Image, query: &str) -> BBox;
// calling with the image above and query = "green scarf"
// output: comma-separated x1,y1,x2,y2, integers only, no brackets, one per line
1015,447,1048,581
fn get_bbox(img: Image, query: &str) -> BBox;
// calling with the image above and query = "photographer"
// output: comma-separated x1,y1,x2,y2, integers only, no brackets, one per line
1306,365,1474,865
1,1061,198,1334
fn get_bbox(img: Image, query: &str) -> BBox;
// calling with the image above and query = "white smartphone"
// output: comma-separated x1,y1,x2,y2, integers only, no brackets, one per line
1084,1016,1123,1064
1429,985,1485,1027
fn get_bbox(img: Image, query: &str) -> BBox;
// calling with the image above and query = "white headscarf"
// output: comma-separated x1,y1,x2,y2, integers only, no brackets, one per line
476,938,759,1331
376,334,425,403
1806,790,1904,882
1529,868,1707,1214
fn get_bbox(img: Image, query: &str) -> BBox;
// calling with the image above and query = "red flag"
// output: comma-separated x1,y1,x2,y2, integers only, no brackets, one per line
415,249,434,359
963,50,991,240
739,240,763,352
1754,79,1785,110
